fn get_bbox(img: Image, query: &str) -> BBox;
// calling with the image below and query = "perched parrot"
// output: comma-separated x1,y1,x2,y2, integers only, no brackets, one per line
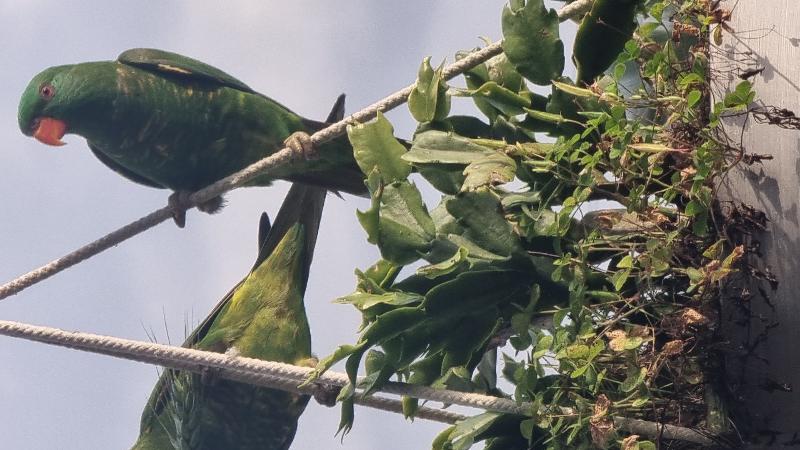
17,48,365,226
131,182,327,450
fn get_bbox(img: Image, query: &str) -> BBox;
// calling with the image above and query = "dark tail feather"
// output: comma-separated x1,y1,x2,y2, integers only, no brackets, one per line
294,94,369,196
287,166,368,197
326,94,346,122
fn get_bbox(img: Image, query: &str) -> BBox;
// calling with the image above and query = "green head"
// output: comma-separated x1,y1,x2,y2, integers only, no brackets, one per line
18,62,111,146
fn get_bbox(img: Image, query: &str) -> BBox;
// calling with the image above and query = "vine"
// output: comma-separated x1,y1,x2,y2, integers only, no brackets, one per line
311,0,779,448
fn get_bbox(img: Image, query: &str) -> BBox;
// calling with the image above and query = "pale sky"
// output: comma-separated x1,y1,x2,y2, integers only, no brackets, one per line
0,2,574,449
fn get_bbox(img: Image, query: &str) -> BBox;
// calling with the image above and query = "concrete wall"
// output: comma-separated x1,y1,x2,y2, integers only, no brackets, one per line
714,0,800,445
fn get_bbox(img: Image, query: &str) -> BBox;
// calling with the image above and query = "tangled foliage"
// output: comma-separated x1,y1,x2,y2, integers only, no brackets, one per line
315,0,762,448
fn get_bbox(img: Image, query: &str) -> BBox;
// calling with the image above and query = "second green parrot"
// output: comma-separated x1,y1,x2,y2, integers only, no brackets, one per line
131,182,327,450
18,48,365,225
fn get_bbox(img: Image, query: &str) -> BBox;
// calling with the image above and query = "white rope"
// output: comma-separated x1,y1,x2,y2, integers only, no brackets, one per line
0,319,713,444
0,1,591,302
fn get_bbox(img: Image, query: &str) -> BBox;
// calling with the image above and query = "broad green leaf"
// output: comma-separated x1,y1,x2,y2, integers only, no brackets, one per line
458,81,530,116
446,234,510,261
416,164,467,195
445,191,523,258
348,112,411,182
417,247,469,278
424,270,525,316
440,413,504,450
574,0,639,84
462,153,517,191
502,0,565,85
403,131,495,165
377,181,436,264
409,57,451,122
620,366,647,393
356,169,382,244
360,307,426,344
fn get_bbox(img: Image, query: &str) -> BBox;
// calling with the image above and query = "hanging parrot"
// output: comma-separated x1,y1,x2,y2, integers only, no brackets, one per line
17,48,365,226
131,182,328,450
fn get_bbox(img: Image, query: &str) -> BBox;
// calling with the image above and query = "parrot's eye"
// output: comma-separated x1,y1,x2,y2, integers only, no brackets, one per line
39,84,56,101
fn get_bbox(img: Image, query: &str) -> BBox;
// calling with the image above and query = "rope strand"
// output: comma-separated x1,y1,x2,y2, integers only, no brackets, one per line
0,319,713,445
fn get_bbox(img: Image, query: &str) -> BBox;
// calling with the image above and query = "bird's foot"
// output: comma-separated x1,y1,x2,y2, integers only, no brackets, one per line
168,191,193,228
311,382,341,407
168,193,226,228
296,356,340,406
197,195,226,215
284,131,318,161
199,365,222,387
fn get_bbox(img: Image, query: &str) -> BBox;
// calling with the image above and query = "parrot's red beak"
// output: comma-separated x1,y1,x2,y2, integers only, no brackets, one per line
32,117,67,146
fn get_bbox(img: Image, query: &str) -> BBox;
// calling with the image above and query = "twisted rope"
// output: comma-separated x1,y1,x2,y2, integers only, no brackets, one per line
0,319,713,444
0,0,591,301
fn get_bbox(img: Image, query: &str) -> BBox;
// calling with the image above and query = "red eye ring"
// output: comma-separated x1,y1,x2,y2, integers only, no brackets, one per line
39,84,55,100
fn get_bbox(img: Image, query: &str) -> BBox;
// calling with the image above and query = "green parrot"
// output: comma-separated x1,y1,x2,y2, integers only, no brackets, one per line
18,48,365,226
131,182,327,450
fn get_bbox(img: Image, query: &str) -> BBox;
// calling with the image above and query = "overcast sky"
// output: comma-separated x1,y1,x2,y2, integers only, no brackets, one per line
0,2,574,449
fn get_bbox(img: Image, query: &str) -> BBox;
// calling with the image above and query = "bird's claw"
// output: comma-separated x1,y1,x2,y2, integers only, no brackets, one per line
197,195,226,214
168,191,193,228
199,365,222,387
311,382,341,407
168,193,226,228
284,131,317,161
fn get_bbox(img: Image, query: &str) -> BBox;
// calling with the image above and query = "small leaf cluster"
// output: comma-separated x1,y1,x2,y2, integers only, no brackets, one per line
317,1,754,448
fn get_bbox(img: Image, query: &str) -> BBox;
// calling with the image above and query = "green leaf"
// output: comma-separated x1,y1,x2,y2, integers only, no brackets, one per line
574,0,639,84
360,307,427,344
360,259,401,290
620,366,647,393
409,57,451,122
334,291,423,310
462,153,517,191
377,181,437,264
439,413,504,450
446,234,510,262
403,131,495,165
458,81,530,116
348,112,411,182
501,0,565,85
307,343,365,384
687,89,702,108
524,107,583,127
417,247,469,278
552,80,595,98
445,191,523,258
356,169,382,245
533,334,553,358
611,267,632,292
424,270,524,316
723,80,755,110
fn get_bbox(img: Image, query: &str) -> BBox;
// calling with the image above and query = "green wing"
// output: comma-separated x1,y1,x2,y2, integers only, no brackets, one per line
118,48,256,93
88,144,165,189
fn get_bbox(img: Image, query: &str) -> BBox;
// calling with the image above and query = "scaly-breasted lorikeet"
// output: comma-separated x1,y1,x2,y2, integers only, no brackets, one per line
132,182,327,449
18,48,364,226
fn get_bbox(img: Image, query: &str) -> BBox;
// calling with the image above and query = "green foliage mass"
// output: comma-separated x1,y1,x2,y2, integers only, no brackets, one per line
316,1,755,448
